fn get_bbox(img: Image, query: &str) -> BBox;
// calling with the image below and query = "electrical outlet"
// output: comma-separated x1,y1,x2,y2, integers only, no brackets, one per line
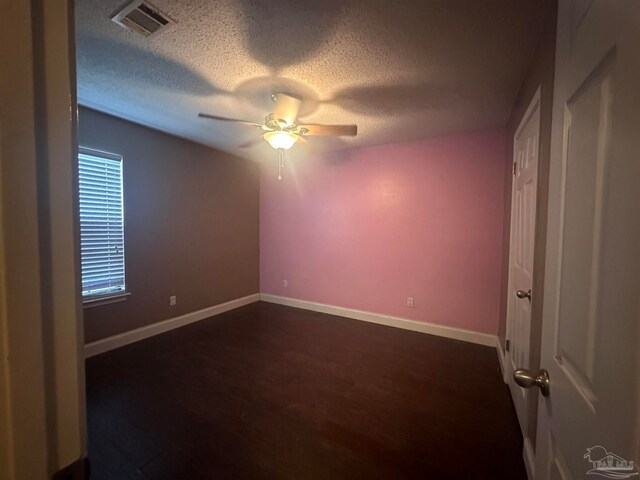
407,297,414,308
169,295,177,306
283,280,288,287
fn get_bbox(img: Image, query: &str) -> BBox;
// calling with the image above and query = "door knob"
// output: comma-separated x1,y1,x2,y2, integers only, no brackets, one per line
516,289,532,301
514,368,550,397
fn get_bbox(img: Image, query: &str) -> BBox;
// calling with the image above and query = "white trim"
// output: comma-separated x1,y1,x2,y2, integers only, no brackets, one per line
496,338,508,383
523,437,536,480
260,294,497,347
78,145,122,162
83,291,130,308
84,293,260,357
515,86,542,139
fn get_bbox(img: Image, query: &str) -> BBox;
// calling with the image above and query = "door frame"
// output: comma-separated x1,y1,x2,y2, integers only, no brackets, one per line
0,0,86,478
505,85,541,382
504,85,542,479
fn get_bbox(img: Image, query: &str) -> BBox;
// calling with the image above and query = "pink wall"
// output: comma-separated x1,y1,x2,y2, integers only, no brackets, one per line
260,130,506,335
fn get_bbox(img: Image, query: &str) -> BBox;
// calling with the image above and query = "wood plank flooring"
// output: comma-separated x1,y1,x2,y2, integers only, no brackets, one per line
86,301,526,479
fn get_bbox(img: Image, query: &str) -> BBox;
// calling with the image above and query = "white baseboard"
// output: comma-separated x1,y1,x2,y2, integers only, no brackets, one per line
496,338,508,383
84,293,260,358
523,437,536,480
260,294,497,347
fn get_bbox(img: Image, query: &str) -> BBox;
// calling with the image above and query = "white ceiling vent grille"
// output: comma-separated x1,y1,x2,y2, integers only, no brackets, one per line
111,0,175,38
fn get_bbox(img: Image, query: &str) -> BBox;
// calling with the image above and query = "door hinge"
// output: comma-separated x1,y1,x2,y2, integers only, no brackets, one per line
505,339,511,352
512,162,517,175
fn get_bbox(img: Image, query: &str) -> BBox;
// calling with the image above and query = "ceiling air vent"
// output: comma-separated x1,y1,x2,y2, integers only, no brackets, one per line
111,0,175,38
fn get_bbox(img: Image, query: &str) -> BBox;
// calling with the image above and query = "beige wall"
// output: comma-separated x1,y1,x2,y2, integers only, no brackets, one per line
79,108,260,343
498,1,557,451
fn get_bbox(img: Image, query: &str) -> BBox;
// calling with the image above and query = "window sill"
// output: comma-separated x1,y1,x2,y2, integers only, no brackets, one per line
83,292,130,309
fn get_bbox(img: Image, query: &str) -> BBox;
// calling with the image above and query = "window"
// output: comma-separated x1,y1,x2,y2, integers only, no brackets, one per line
78,147,126,300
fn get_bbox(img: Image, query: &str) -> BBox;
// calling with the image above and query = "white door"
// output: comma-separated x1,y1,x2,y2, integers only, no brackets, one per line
531,1,640,479
506,89,541,446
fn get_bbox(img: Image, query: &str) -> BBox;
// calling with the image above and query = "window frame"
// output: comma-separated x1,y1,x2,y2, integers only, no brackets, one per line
78,146,129,307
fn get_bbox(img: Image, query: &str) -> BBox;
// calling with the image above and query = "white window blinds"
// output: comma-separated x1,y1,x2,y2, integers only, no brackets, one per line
78,147,126,297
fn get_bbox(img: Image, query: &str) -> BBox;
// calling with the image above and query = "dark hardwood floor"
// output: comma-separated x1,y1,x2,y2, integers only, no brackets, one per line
86,301,526,479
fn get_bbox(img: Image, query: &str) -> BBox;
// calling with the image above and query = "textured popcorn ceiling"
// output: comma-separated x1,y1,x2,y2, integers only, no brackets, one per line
76,0,552,160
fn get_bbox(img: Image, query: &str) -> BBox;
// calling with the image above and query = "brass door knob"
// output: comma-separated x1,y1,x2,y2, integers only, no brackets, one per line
514,368,550,397
516,289,532,301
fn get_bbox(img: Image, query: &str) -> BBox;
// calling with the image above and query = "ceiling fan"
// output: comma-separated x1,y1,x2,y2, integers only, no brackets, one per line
199,92,357,180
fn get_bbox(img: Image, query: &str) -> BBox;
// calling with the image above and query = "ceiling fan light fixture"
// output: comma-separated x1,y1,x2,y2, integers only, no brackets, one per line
263,131,299,150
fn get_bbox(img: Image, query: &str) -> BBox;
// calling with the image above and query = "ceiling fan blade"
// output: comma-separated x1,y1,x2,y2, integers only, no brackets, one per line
298,124,357,136
238,137,264,148
272,93,302,125
198,113,262,127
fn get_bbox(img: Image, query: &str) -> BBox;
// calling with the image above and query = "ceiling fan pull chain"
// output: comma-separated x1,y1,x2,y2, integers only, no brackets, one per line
277,148,284,181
